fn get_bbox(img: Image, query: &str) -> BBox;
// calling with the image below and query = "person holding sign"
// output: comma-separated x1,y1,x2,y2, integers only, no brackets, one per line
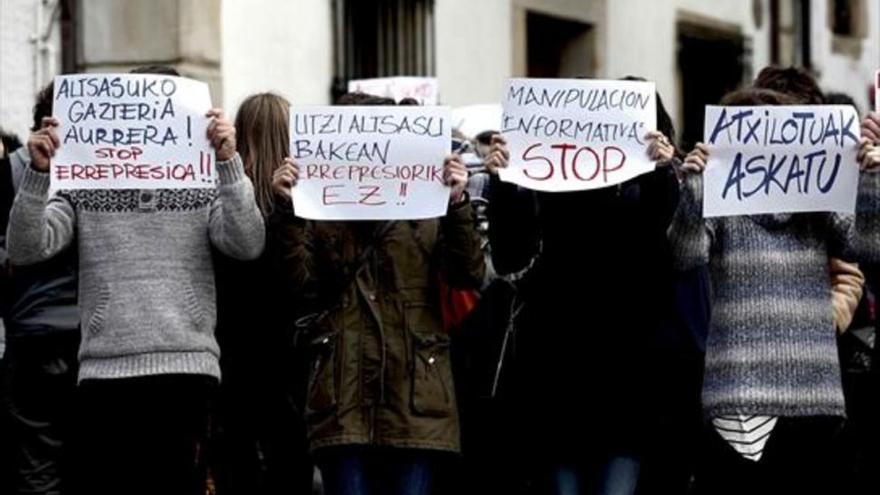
668,88,880,495
211,92,314,495
5,67,265,495
271,93,484,495
485,81,682,495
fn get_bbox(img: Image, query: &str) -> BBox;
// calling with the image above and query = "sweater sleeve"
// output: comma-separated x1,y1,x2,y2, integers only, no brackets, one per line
667,173,715,271
209,153,266,260
828,258,864,333
851,171,880,264
6,166,76,266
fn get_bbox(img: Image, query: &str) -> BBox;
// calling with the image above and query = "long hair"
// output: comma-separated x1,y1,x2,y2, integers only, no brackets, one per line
234,92,290,217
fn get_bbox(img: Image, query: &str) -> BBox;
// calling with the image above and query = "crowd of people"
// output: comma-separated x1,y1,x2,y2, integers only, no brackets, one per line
1,64,880,495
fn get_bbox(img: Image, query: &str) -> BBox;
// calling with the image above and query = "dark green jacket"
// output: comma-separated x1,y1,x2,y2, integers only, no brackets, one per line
274,201,484,453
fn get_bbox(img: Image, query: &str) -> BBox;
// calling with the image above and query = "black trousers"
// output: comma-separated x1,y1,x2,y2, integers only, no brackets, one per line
70,374,216,495
210,370,313,495
0,334,79,495
692,416,844,495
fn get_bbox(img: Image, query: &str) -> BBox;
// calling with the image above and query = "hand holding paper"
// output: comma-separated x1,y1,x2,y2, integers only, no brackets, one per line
28,117,61,173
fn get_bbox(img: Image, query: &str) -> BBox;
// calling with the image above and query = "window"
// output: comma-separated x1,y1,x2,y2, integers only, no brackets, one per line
331,0,435,100
60,0,78,73
827,0,866,57
526,11,594,78
769,0,810,68
831,0,856,36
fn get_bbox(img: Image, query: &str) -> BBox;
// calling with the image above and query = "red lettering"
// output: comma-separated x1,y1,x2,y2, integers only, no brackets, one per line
54,165,70,181
549,144,576,181
522,143,554,181
571,147,601,181
602,146,626,182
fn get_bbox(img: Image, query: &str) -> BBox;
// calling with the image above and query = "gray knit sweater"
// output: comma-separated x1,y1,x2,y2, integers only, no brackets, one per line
6,153,265,381
668,171,880,418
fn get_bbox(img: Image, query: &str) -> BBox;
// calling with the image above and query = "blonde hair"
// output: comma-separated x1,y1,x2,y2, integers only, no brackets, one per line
234,93,290,216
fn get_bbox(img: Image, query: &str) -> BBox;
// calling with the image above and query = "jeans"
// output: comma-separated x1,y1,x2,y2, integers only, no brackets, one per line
317,447,437,495
549,455,640,495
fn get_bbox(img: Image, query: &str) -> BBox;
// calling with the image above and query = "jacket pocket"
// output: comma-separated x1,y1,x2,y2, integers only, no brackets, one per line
305,329,339,418
406,303,453,417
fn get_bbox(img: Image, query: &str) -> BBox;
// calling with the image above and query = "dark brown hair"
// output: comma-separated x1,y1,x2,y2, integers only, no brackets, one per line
753,66,824,104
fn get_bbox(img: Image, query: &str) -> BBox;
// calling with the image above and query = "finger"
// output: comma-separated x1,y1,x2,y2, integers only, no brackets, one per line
34,139,53,159
42,116,60,128
215,129,235,143
491,134,507,146
695,142,710,155
862,121,880,141
644,131,664,142
206,108,224,119
46,128,61,149
492,151,508,167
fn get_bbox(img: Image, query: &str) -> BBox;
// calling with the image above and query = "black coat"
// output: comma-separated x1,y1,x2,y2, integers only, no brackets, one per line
1,150,78,341
487,166,681,458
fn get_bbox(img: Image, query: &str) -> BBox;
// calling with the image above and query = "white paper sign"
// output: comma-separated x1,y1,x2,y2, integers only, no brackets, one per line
499,78,657,192
289,105,451,220
702,105,861,218
348,77,439,105
51,74,214,190
874,70,879,112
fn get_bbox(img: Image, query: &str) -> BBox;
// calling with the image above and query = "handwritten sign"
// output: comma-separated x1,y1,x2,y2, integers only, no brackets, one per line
499,78,656,192
289,105,451,220
51,74,214,190
702,105,860,217
348,77,439,105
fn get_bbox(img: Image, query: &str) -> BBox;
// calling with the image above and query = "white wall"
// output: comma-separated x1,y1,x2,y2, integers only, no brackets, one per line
221,0,334,114
0,0,60,139
435,0,512,107
604,0,771,133
810,0,880,113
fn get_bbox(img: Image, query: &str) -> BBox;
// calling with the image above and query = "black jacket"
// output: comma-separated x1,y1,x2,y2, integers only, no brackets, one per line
1,149,78,341
487,165,681,457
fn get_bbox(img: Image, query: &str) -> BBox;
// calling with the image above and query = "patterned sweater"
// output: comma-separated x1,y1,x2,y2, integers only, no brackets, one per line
668,172,880,418
6,154,265,381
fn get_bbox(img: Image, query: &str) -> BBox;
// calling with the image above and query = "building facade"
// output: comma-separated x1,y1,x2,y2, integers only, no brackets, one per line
1,0,878,145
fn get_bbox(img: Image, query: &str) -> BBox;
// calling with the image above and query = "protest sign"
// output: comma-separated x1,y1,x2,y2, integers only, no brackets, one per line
289,105,451,220
499,78,657,192
702,105,861,217
348,77,439,105
51,73,214,190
